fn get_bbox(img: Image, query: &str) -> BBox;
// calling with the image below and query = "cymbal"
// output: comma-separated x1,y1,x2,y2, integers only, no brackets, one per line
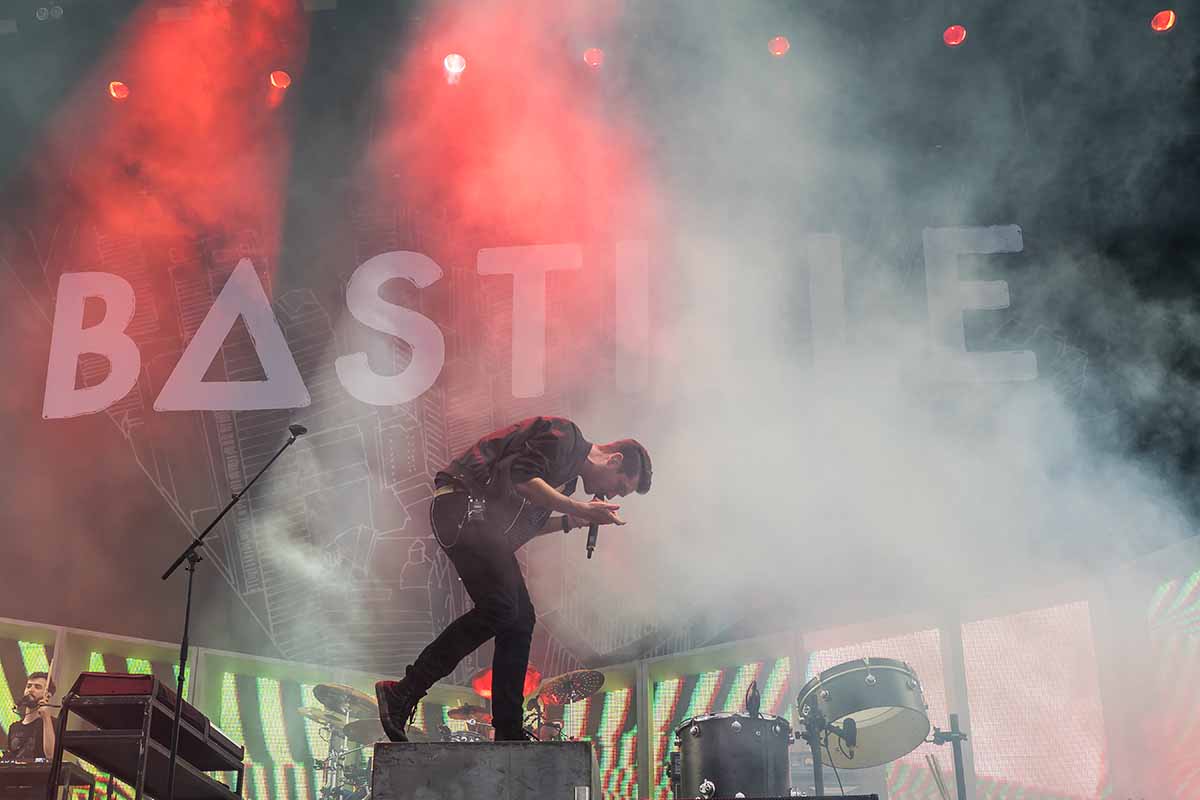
313,683,377,718
536,670,605,705
343,718,386,745
446,703,493,723
297,706,346,727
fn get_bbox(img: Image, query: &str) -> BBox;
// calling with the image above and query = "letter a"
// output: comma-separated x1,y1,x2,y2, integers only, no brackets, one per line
155,259,310,410
43,272,142,419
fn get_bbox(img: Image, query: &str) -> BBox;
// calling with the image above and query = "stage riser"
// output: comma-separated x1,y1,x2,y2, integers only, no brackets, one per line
371,741,598,800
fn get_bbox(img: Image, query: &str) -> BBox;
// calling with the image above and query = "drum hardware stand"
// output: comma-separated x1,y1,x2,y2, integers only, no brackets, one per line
160,424,306,800
797,708,856,797
523,696,544,740
926,713,969,800
523,696,563,741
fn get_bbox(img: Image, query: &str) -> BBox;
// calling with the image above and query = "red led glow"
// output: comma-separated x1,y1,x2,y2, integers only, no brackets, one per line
108,81,130,100
583,47,604,68
469,666,542,699
1150,9,1177,32
943,24,968,47
269,70,292,89
768,35,790,57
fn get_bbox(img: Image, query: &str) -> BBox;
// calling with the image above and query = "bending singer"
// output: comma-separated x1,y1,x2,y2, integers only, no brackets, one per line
376,416,652,742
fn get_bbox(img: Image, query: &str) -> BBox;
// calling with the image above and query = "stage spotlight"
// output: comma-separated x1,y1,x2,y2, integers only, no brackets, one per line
1150,9,1177,32
443,53,466,84
768,35,790,56
108,81,130,101
269,70,292,89
583,47,604,69
942,24,968,47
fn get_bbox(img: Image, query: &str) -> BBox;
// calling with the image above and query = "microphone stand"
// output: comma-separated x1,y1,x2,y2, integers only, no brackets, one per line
797,707,855,797
928,713,969,800
159,425,306,800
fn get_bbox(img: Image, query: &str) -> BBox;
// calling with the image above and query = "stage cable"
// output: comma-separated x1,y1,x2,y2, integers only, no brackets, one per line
824,733,846,796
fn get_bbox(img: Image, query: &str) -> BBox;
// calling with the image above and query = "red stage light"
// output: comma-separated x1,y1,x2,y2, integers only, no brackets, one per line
269,70,292,89
768,35,790,57
108,81,130,101
583,47,604,69
443,52,467,83
1150,9,1177,32
943,24,968,47
469,666,543,700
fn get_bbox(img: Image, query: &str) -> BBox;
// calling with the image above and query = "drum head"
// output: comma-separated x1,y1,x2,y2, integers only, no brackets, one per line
798,657,930,769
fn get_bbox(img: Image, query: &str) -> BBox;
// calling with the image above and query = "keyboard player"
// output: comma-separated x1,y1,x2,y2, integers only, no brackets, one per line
3,672,57,760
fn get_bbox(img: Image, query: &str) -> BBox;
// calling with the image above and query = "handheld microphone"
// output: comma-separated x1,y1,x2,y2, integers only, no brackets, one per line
585,494,605,560
288,424,308,438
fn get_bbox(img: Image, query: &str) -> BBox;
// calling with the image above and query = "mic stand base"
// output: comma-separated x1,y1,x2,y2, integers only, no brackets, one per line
928,712,970,800
164,551,199,800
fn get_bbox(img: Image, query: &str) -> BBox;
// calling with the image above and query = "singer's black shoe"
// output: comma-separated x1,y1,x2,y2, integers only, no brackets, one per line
376,672,426,743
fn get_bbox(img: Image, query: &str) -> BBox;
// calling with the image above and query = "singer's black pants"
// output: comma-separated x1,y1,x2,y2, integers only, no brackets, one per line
407,491,536,733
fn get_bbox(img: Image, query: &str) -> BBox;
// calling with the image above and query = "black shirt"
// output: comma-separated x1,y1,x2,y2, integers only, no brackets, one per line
437,416,592,547
5,716,53,760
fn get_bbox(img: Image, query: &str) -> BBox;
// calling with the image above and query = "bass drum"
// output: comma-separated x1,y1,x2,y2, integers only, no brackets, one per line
674,713,791,799
796,656,929,769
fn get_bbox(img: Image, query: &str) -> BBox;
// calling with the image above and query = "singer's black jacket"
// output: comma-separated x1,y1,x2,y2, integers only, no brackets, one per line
435,416,592,548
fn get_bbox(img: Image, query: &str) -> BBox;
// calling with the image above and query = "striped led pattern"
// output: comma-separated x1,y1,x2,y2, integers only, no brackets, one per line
218,672,332,800
558,688,638,799
214,673,640,800
805,630,946,800
962,603,1106,800
650,657,792,800
1147,569,1200,796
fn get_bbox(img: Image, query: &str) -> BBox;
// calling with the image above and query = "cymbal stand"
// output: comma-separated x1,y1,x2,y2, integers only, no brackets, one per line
926,713,969,800
523,697,544,741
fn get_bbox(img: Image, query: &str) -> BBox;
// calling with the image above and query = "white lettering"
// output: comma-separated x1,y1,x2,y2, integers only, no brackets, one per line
335,251,445,405
43,272,141,419
155,259,311,410
477,244,582,398
922,225,1037,382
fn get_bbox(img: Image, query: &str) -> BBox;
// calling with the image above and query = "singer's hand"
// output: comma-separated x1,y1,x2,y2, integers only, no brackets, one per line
574,499,625,526
36,703,53,720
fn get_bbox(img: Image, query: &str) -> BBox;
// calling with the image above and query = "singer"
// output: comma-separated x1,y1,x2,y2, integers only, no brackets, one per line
376,416,651,743
2,672,57,760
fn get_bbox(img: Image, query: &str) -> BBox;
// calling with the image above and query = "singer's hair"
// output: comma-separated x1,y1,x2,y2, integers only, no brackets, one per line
597,439,652,494
28,671,56,696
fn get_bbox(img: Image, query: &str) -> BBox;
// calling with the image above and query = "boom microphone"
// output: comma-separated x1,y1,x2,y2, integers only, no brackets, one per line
288,424,308,438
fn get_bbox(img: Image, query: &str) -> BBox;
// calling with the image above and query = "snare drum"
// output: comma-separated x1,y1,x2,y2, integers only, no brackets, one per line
796,656,929,768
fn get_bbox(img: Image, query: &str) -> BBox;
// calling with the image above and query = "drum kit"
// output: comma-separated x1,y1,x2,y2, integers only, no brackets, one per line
298,657,955,800
670,656,969,799
294,668,609,800
297,683,382,800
